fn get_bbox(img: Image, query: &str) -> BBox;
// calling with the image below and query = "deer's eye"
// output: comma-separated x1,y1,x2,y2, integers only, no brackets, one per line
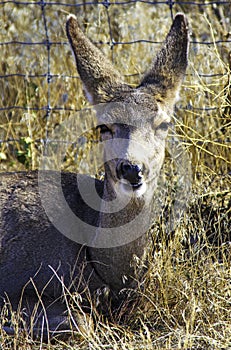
157,122,170,131
97,124,113,135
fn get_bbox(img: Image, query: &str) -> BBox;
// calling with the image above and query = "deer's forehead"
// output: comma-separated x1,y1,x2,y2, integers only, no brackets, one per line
96,97,170,127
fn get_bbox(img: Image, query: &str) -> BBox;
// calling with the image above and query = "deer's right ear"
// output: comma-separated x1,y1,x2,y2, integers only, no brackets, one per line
66,15,130,104
139,13,189,107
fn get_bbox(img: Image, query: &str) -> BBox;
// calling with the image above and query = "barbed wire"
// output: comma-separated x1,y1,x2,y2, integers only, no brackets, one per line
0,0,230,153
0,1,230,5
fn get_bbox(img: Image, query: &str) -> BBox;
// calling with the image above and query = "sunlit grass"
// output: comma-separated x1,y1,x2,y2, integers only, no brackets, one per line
0,1,230,348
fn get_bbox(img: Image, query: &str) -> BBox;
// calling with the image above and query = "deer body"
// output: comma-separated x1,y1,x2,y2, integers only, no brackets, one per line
0,14,189,338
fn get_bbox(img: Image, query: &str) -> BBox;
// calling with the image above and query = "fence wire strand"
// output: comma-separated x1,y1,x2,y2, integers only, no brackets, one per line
0,0,230,169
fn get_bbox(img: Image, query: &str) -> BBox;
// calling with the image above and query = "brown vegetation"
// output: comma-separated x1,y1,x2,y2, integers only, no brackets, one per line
0,1,230,349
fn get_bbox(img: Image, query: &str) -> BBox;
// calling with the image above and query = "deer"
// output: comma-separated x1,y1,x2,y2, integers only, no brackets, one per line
0,13,189,339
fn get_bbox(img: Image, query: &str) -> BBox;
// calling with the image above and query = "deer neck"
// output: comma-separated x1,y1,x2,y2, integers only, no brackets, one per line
96,174,152,255
100,175,148,229
87,176,153,294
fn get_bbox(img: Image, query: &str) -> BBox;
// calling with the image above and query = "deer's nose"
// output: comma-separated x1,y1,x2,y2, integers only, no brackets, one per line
117,160,143,185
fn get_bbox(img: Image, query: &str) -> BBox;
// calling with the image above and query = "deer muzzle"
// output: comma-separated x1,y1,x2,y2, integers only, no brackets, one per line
116,160,144,189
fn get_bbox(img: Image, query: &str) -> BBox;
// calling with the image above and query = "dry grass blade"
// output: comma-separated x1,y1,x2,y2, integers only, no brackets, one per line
0,1,230,349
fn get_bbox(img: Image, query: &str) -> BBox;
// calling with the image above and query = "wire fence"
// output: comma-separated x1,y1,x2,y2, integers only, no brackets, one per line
0,0,230,172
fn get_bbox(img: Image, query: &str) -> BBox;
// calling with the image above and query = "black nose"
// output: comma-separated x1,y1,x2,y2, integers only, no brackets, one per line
117,161,143,185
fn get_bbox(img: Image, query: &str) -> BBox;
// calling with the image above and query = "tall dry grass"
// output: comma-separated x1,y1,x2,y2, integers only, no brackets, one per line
0,1,230,349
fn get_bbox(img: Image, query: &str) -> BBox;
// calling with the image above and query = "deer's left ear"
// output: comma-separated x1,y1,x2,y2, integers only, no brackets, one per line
138,13,190,107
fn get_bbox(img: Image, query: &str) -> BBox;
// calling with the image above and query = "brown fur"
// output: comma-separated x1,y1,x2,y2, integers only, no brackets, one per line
0,14,189,339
